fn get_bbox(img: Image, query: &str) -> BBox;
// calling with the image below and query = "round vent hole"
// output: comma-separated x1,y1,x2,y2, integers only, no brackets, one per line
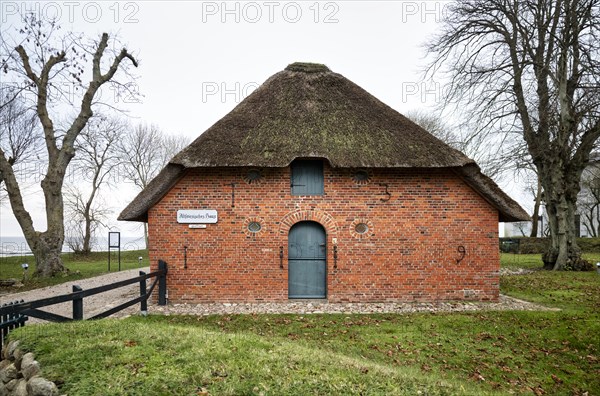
246,170,263,183
355,223,369,234
353,170,370,182
248,222,262,233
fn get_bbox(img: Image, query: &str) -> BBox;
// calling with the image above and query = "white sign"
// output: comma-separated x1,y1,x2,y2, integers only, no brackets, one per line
177,210,218,224
189,224,207,229
108,232,120,248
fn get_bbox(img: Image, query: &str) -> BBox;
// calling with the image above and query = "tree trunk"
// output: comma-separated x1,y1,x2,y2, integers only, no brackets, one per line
541,171,586,271
597,207,600,237
594,203,600,238
82,218,92,255
81,197,94,255
530,178,542,237
81,180,100,255
33,173,67,275
0,148,66,276
30,234,66,277
143,222,149,249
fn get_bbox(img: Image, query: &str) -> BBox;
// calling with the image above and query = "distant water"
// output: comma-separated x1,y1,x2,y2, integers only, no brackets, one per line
0,236,146,257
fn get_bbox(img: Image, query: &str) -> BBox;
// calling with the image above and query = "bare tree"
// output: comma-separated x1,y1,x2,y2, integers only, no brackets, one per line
513,221,530,237
406,109,524,180
64,115,125,254
0,15,138,276
160,133,190,170
425,0,600,270
510,163,545,238
529,178,544,238
405,110,462,148
119,124,164,191
119,123,189,244
64,186,112,253
0,87,40,204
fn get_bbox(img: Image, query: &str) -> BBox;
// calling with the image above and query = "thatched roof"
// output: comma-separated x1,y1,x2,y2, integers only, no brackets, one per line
119,62,529,223
171,62,472,168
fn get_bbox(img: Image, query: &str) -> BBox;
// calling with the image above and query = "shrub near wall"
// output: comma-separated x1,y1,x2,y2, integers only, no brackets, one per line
499,237,600,254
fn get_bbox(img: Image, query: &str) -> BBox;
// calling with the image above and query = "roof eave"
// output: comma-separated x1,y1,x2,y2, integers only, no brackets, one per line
117,164,187,222
454,165,530,222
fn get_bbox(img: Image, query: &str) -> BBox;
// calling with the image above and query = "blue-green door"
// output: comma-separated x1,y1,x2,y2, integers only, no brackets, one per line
288,222,327,299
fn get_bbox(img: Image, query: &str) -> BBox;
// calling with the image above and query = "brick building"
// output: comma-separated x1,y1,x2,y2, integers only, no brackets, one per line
119,63,529,303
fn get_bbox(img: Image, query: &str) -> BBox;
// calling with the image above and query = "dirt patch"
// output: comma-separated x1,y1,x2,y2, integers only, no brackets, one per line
500,267,537,276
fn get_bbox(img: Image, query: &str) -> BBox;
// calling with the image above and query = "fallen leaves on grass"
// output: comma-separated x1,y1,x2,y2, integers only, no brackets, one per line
551,374,563,384
531,385,545,395
470,371,485,382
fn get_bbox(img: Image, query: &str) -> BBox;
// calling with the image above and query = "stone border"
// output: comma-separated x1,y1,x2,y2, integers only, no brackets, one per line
150,294,558,316
0,340,59,396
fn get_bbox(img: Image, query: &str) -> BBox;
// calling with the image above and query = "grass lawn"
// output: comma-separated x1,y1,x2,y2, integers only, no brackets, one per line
0,250,149,292
12,318,494,396
4,253,600,395
501,252,600,270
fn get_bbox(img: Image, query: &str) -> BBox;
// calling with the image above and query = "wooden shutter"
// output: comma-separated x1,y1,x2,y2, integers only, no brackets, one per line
291,160,324,196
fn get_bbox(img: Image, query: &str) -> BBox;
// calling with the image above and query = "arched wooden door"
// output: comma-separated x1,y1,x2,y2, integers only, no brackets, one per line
288,222,327,299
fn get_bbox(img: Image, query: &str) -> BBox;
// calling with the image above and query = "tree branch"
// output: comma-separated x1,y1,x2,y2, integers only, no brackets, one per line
0,146,37,240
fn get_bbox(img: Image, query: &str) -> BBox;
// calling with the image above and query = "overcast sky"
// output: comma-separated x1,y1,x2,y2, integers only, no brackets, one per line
0,1,526,241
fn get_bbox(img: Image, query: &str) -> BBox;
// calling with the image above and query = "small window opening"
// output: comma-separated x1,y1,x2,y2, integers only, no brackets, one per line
291,160,324,196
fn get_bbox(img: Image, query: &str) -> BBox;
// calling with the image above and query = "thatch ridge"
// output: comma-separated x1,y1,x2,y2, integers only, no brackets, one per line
285,62,331,73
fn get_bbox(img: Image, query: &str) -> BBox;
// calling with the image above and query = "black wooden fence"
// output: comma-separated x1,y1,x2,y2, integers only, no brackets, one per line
0,300,28,348
0,260,167,350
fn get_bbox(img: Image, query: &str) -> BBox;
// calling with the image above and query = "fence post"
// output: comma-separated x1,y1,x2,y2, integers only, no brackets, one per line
139,271,148,316
158,260,167,306
15,299,26,330
1,302,8,349
73,285,83,320
17,301,26,329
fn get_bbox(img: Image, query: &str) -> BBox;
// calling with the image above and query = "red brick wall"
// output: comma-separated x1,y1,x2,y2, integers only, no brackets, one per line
147,164,500,303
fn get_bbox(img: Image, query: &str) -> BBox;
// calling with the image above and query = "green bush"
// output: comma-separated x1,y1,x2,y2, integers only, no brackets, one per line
577,237,600,253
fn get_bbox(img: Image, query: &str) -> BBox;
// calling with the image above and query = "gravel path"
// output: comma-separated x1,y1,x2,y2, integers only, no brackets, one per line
0,269,557,323
0,267,150,323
